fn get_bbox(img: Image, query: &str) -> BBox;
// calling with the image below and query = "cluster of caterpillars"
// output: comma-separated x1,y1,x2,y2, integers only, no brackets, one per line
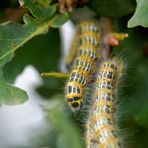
65,21,126,148
41,19,127,148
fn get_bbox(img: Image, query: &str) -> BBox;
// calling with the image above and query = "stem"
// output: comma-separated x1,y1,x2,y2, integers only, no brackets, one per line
41,72,69,79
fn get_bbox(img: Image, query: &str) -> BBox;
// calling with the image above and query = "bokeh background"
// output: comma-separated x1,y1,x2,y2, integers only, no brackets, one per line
0,0,148,147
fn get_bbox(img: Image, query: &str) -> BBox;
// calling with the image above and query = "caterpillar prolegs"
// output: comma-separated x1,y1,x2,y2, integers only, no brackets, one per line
65,21,100,111
85,58,124,148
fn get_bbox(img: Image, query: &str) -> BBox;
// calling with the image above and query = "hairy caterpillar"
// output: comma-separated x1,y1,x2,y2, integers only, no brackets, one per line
66,22,100,69
65,21,100,111
41,19,127,113
85,57,124,148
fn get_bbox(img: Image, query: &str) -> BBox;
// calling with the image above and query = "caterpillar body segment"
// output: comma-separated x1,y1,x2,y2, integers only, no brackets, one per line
66,57,92,110
86,123,91,148
80,21,98,32
79,44,98,60
81,32,100,45
65,21,100,111
69,70,87,85
65,21,100,67
65,21,100,70
86,58,124,148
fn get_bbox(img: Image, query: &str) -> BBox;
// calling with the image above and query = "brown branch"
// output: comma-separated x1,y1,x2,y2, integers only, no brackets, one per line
99,17,114,59
99,17,128,59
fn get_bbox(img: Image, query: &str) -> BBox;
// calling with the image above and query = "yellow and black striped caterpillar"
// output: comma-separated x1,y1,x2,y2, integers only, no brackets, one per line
86,58,124,148
65,21,100,111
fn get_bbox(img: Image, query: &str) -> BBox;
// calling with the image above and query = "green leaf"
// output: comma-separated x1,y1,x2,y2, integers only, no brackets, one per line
88,0,136,18
19,0,56,20
0,13,68,64
0,13,68,67
3,29,63,98
0,14,50,64
0,10,68,65
0,3,69,105
0,82,28,106
37,0,53,5
128,0,148,28
50,13,69,28
4,29,60,82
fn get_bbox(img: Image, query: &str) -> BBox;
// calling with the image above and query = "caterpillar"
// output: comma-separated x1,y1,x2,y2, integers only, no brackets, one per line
65,21,100,111
85,57,124,148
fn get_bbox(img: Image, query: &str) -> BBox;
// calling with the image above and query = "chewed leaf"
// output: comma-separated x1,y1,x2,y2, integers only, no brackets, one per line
128,0,148,28
0,81,28,106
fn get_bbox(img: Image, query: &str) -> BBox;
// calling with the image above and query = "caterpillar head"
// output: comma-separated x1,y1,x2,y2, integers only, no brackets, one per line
67,96,83,111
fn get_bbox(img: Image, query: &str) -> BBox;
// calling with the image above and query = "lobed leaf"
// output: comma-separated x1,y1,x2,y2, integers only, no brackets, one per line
19,0,56,20
0,14,49,66
0,12,68,105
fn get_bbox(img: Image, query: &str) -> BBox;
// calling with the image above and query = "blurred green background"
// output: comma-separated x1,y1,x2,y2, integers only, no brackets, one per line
0,0,148,147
